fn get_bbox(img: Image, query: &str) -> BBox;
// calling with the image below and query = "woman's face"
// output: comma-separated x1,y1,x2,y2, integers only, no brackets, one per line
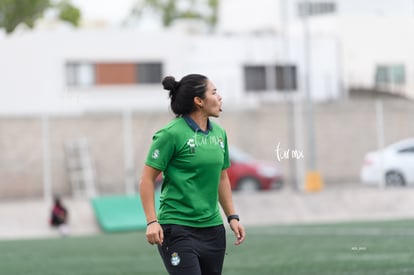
200,80,222,117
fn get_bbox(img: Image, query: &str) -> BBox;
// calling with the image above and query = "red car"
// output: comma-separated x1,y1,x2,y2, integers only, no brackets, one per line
155,147,283,192
227,147,283,192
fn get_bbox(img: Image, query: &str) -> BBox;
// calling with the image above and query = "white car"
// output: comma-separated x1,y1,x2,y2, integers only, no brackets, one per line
360,138,414,186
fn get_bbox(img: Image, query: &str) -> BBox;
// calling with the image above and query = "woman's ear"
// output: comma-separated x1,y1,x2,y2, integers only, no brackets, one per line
194,97,203,108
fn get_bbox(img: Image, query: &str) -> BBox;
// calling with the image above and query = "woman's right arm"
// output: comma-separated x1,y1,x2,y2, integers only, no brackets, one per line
139,164,163,245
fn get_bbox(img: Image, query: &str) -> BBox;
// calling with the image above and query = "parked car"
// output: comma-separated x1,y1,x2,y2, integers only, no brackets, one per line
227,147,283,191
155,147,283,192
360,138,414,186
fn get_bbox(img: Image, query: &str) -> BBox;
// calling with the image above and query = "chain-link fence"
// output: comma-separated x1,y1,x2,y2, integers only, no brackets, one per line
1,98,413,199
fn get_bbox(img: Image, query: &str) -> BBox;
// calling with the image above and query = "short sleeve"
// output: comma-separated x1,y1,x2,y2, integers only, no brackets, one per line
145,129,175,171
222,132,231,170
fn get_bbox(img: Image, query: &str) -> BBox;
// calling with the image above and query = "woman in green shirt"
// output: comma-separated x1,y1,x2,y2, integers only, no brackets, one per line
140,74,246,275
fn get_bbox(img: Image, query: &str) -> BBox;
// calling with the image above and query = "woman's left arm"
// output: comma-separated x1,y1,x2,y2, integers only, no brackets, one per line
219,169,246,245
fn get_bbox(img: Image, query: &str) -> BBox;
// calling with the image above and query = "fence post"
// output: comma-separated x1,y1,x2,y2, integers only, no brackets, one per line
376,99,385,189
123,109,135,195
41,114,52,202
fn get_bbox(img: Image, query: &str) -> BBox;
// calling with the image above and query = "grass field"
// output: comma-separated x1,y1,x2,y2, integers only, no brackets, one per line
2,219,414,275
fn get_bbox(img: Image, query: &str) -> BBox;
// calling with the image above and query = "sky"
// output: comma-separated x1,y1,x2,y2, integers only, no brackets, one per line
0,0,138,38
72,0,138,26
70,0,414,33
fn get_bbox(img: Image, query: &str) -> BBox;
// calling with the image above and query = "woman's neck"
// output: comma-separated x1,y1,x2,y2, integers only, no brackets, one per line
189,112,208,131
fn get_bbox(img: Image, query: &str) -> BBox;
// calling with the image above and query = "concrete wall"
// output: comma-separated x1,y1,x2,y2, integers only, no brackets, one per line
1,99,413,198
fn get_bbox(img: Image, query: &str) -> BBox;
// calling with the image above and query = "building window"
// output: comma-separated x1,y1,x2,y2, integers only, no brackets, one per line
275,65,297,90
65,61,163,87
244,64,298,92
244,66,267,91
66,62,95,87
298,2,337,17
136,63,162,84
375,65,405,86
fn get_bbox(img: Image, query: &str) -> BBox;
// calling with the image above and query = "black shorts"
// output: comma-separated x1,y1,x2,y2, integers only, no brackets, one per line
158,224,226,275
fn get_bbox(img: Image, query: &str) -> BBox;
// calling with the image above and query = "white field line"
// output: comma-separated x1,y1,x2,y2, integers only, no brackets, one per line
258,227,414,236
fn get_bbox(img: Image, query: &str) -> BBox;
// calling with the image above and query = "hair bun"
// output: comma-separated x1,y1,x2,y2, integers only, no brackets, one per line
162,76,179,91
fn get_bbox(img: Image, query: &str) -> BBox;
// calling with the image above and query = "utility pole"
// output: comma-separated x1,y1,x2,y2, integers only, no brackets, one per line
301,0,323,192
280,0,294,189
302,0,316,171
280,0,303,191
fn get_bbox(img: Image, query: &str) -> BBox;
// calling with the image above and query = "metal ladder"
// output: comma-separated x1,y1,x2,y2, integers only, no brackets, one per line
64,138,97,198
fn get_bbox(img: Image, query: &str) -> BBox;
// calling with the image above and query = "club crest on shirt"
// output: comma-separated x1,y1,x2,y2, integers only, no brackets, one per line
170,252,181,266
187,138,196,153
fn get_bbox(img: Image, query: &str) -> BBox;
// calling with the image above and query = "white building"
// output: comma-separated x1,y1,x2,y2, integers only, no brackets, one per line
219,0,414,99
0,27,339,116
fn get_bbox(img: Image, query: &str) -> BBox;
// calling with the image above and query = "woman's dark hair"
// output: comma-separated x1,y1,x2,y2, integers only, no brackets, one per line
54,197,62,207
162,74,208,116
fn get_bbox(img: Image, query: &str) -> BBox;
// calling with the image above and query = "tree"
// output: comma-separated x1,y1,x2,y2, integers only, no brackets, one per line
130,0,219,29
0,0,81,34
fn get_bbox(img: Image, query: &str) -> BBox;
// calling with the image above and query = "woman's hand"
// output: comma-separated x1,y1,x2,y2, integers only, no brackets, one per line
146,222,164,245
140,165,163,245
229,220,246,245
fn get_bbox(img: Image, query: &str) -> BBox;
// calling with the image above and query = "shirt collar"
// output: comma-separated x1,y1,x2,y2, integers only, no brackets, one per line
183,115,212,134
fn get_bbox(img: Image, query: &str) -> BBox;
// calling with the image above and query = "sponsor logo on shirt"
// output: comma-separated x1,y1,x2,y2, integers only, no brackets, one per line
152,149,160,159
187,136,225,153
219,137,224,151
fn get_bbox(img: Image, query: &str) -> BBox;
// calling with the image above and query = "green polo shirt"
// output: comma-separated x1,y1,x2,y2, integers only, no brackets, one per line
145,116,230,227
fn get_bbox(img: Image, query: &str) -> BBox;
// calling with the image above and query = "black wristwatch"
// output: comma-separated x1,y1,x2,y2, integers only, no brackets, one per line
227,214,240,223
